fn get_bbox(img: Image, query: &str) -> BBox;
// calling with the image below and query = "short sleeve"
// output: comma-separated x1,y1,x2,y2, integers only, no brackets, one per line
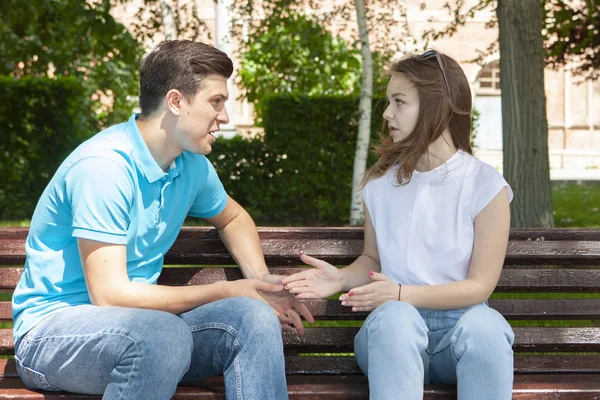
65,157,134,244
474,164,514,216
188,157,228,219
362,182,374,216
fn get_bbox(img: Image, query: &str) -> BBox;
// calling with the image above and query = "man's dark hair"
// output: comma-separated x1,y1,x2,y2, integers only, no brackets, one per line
139,40,233,116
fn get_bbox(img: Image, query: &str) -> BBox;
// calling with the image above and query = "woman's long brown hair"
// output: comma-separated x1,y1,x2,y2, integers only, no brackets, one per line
361,52,473,187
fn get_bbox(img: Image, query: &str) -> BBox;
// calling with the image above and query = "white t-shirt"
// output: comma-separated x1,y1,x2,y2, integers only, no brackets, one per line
363,150,513,286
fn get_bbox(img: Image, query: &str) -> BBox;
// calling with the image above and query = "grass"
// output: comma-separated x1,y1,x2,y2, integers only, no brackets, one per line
552,181,600,227
0,220,29,227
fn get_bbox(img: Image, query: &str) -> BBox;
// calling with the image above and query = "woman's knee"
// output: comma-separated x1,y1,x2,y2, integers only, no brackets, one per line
357,301,427,352
365,301,426,335
451,306,514,361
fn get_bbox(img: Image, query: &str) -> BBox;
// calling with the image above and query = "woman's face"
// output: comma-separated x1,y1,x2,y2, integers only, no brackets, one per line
383,72,420,143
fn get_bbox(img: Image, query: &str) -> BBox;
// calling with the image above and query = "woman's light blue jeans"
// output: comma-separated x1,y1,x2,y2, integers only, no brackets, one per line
354,301,514,400
14,297,288,400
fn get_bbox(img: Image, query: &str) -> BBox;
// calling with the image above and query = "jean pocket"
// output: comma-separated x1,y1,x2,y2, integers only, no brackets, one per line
15,357,60,392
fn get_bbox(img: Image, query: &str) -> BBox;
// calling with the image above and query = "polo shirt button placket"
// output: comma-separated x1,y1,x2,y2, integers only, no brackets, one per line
154,176,169,226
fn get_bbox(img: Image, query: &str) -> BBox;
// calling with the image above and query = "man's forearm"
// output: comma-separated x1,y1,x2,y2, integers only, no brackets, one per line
94,281,232,314
217,209,270,279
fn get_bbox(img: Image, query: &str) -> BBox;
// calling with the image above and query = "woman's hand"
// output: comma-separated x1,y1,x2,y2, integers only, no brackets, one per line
340,271,399,312
280,253,344,299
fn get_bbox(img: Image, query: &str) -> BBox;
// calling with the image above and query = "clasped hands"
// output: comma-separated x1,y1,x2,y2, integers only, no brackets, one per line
254,253,398,336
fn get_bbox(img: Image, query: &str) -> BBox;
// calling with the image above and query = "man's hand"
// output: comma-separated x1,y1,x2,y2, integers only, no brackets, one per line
261,274,315,335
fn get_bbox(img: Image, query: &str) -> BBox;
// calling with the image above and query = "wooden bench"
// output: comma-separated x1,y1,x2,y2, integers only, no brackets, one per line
0,226,599,399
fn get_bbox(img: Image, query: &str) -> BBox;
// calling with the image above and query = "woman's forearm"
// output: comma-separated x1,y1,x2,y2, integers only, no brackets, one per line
400,279,492,309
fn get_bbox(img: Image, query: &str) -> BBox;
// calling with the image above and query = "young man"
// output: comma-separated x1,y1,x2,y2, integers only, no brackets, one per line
12,40,312,399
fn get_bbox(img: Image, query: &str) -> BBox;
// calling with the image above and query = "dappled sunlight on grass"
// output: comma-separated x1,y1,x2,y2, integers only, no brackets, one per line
552,182,600,227
0,220,29,227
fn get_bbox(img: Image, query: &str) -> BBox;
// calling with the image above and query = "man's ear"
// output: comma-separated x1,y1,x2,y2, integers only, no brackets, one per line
166,89,183,116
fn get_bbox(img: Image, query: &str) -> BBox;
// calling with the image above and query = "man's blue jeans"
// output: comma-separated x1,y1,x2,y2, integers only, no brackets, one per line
354,301,514,400
14,297,288,399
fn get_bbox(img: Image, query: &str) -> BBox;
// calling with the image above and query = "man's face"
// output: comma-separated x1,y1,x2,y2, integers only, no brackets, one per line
173,74,229,155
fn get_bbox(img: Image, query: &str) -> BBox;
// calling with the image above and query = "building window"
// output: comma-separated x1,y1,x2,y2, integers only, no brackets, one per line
476,60,501,94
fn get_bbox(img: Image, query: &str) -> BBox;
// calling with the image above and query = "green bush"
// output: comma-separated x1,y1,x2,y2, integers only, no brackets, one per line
212,95,387,225
238,11,361,121
0,76,98,219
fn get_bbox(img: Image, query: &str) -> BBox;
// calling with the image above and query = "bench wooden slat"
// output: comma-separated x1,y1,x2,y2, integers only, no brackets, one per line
293,298,600,320
4,240,600,266
0,355,598,379
0,375,598,399
0,298,599,324
0,267,599,293
3,227,600,266
160,267,600,293
0,327,598,355
496,268,600,292
285,354,600,375
281,327,600,353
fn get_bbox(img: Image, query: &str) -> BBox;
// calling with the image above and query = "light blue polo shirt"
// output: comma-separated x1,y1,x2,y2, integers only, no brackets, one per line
12,114,228,342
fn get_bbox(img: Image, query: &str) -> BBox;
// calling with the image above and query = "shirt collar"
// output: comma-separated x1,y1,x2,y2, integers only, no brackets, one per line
126,113,183,183
412,150,466,184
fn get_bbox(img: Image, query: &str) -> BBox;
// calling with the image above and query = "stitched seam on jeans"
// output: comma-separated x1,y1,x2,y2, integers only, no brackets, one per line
115,335,141,400
23,332,138,344
193,322,246,389
14,355,61,391
233,338,243,400
23,332,140,399
449,333,461,363
188,322,239,338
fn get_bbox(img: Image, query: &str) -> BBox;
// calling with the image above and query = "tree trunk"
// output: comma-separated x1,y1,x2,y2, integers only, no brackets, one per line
160,0,178,40
497,0,553,228
349,0,373,226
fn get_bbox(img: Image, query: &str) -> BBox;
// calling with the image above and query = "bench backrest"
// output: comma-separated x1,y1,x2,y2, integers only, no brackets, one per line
0,227,599,376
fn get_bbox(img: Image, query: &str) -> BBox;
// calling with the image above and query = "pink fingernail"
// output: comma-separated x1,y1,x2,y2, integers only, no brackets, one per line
298,250,304,256
348,291,354,296
368,271,374,276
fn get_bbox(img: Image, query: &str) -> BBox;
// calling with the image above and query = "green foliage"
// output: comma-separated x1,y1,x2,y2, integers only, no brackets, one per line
544,0,600,79
471,107,480,149
0,0,142,125
421,0,600,79
0,76,97,219
211,96,387,225
231,0,413,60
238,12,362,121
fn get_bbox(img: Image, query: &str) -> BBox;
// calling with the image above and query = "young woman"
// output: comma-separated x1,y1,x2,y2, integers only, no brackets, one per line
282,50,514,400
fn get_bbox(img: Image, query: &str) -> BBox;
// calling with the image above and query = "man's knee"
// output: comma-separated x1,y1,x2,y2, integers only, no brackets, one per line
118,310,193,379
229,297,281,337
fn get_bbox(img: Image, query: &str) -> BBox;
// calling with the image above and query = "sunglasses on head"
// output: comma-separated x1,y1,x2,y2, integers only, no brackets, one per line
420,50,450,95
